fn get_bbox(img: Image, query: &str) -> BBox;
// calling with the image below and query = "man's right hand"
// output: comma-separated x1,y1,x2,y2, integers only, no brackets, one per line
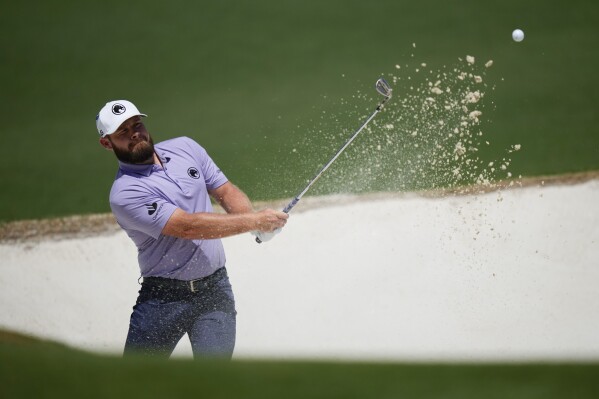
254,209,288,232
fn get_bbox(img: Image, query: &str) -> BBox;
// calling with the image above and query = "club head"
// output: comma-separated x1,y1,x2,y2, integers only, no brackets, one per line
375,78,392,98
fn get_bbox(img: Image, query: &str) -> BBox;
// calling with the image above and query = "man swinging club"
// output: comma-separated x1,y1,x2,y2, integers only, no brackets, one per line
96,99,288,358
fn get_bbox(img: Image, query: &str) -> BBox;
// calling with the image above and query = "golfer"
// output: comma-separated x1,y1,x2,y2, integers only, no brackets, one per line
96,99,288,358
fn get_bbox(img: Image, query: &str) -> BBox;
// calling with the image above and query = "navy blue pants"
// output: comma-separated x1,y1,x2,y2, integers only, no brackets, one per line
124,268,236,359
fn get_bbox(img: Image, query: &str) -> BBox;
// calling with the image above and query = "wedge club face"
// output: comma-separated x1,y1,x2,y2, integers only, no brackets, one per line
375,78,392,98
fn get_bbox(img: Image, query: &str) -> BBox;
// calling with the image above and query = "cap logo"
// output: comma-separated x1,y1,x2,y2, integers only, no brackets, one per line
112,103,126,115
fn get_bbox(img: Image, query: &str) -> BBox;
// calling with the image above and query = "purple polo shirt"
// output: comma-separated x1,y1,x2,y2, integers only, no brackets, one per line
109,136,228,281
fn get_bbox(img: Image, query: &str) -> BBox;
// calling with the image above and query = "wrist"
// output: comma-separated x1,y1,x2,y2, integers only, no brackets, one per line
248,212,260,231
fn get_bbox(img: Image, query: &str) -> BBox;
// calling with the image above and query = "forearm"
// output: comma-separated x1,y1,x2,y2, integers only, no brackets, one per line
163,206,289,240
163,182,288,240
162,208,258,240
210,182,254,214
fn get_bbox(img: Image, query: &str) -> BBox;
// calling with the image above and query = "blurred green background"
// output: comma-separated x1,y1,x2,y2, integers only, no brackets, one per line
1,0,597,221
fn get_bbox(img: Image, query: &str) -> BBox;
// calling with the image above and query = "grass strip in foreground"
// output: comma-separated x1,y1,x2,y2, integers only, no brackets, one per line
1,334,598,399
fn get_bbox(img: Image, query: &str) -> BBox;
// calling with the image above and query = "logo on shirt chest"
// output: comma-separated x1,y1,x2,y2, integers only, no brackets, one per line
187,167,200,179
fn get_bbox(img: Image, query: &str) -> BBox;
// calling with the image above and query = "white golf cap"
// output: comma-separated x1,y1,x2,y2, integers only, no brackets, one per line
96,100,147,137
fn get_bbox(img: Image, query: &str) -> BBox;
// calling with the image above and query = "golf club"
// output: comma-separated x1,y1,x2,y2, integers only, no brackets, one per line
255,77,393,243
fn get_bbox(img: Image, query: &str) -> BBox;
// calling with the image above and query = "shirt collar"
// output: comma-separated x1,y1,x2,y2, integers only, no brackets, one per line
117,160,156,177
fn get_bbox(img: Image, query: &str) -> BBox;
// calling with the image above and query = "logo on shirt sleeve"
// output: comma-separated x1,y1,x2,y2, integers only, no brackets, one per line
187,167,200,179
145,202,158,215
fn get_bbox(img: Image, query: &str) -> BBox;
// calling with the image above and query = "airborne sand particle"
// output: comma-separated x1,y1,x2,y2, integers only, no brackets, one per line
278,48,522,218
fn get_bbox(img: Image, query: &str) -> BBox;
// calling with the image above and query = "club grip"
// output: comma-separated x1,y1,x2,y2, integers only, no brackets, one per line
282,197,300,214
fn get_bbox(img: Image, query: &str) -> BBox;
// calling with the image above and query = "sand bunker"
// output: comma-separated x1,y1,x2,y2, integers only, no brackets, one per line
1,175,598,361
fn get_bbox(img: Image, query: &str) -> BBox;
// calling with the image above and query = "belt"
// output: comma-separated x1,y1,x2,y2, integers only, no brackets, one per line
142,268,226,293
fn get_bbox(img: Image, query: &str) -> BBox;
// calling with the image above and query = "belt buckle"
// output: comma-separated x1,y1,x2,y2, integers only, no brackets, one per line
189,278,200,293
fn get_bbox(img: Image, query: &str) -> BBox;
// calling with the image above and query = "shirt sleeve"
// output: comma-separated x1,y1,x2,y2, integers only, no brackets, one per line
183,137,228,190
110,183,178,239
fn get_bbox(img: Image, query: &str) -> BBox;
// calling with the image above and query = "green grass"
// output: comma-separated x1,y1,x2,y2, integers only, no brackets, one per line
1,332,598,399
1,0,598,221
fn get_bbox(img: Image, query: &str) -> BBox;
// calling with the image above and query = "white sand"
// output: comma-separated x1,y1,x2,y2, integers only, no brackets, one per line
1,180,599,361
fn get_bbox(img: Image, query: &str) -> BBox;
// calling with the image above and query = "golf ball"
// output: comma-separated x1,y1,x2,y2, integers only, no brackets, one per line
512,29,524,42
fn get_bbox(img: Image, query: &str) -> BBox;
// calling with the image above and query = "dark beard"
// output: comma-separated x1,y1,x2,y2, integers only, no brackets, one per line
111,136,155,164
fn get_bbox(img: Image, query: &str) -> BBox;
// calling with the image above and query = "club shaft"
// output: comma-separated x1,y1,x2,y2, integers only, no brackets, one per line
282,95,391,214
